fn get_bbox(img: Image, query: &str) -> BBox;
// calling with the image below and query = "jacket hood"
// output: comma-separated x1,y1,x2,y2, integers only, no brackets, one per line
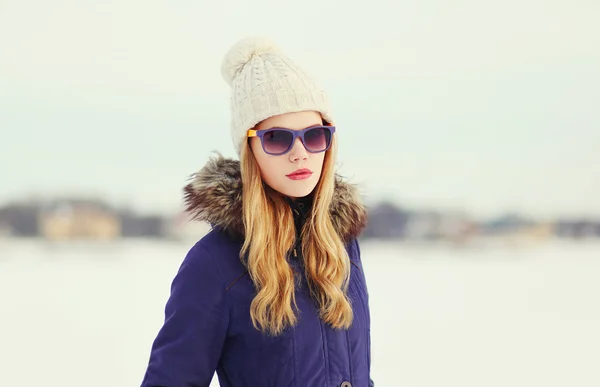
182,154,368,242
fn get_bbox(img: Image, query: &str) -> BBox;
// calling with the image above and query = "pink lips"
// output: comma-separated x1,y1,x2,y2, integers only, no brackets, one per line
286,168,313,180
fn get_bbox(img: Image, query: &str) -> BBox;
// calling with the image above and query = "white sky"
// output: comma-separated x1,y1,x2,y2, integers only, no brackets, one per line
1,0,599,220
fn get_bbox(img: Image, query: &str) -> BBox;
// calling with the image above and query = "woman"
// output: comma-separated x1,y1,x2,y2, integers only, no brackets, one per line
140,37,374,387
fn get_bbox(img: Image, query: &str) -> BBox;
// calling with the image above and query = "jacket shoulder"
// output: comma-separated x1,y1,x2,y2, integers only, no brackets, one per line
346,237,363,261
189,227,246,284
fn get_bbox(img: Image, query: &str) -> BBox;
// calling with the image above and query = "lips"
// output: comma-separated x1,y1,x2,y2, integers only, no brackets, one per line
286,168,313,180
287,168,312,176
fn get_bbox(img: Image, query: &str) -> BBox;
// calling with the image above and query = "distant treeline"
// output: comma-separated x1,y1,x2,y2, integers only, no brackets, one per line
0,199,164,238
360,201,600,240
1,198,599,240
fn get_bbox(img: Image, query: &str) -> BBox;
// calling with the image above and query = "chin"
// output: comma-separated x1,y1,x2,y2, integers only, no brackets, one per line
277,181,318,199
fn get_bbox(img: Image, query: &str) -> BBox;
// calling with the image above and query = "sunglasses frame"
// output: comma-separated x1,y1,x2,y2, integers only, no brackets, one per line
247,125,336,156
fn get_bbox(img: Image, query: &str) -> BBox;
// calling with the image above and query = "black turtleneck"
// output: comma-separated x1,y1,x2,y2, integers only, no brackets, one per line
287,195,313,260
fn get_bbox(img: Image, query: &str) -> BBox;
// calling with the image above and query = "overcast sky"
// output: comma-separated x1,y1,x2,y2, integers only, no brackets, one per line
1,0,599,220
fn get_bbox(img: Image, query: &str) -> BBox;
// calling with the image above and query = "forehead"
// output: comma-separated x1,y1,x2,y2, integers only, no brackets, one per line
256,110,322,131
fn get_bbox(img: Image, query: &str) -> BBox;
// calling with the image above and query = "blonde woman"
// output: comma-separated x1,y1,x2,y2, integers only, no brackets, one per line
141,37,374,387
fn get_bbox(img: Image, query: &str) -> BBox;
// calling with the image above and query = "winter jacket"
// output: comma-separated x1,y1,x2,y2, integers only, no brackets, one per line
140,156,374,387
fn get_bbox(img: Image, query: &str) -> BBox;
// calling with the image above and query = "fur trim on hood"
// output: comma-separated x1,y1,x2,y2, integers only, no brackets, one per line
182,154,367,242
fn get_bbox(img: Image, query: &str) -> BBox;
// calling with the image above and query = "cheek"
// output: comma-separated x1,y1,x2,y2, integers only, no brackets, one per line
314,152,326,171
250,139,280,182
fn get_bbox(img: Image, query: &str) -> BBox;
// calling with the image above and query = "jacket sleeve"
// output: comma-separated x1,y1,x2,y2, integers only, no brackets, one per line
140,242,230,387
353,238,375,387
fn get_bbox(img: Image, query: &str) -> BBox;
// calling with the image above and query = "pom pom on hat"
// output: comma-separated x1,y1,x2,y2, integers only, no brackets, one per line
220,36,281,86
220,36,334,156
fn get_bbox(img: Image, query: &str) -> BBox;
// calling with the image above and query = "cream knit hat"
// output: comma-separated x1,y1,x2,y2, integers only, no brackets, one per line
221,37,334,156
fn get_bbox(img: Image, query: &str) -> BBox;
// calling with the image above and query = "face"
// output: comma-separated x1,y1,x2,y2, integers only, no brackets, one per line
250,111,327,199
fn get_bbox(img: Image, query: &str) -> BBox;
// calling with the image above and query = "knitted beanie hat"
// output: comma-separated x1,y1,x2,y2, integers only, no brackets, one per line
221,37,335,156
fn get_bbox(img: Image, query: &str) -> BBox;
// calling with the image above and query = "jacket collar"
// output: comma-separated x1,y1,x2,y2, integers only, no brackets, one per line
182,154,367,242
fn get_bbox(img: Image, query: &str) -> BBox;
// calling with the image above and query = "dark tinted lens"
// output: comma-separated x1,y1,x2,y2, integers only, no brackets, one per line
304,127,331,152
262,129,293,154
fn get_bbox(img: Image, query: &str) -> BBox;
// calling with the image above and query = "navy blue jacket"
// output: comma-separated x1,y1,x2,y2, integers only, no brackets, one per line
140,156,374,387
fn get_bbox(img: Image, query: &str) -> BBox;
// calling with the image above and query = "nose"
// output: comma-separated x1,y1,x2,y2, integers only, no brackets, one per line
288,137,308,162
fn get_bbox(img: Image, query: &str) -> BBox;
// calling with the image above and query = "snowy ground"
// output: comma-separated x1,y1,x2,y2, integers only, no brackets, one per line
1,239,599,387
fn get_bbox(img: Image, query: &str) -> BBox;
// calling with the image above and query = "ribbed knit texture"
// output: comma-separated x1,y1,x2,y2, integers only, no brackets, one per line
221,37,334,155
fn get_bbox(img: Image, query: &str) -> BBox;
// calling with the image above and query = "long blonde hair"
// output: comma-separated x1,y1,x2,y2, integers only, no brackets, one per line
239,135,353,336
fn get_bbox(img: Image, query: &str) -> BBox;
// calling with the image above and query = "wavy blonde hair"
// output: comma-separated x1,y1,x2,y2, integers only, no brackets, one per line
239,135,353,336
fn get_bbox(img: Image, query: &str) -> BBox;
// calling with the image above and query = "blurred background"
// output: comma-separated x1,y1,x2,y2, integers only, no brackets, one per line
1,0,599,386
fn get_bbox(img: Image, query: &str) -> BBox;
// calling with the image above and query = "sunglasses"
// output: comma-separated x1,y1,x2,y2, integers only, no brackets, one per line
247,125,336,156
